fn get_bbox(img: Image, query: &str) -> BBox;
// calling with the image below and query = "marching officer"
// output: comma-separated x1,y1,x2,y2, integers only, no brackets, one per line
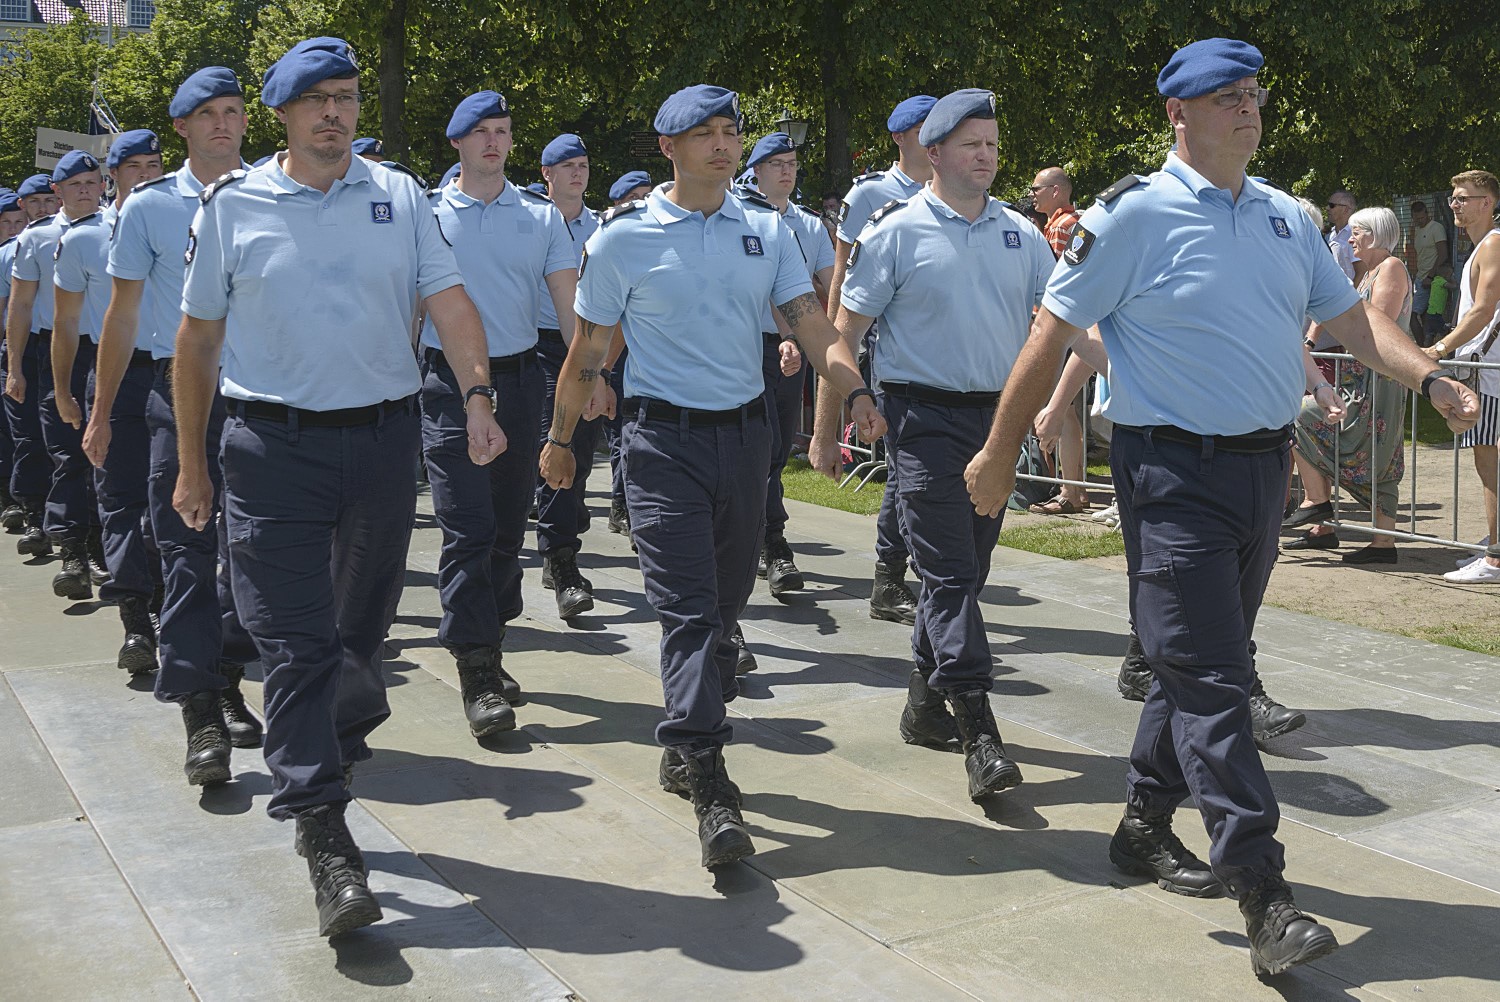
352,136,384,161
599,169,652,542
422,95,579,738
540,84,882,869
967,38,1478,976
1,191,39,536
174,37,503,938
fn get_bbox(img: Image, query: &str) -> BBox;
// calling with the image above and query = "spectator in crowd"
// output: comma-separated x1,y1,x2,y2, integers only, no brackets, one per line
1327,190,1357,281
1409,199,1450,343
1285,207,1413,563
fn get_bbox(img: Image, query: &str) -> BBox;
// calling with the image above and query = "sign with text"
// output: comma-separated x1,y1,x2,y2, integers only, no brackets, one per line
35,128,114,171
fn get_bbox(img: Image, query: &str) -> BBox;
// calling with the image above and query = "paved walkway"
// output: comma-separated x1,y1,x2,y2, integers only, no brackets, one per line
3,492,1499,1000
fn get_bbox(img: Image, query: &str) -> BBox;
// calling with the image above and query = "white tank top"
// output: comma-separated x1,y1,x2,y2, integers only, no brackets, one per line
1456,228,1500,395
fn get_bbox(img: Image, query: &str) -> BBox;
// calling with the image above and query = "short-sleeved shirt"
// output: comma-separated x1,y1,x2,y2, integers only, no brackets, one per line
837,163,923,246
841,185,1053,393
1412,219,1446,280
109,163,233,359
420,179,575,355
0,237,16,305
1044,205,1081,258
182,155,463,410
758,200,835,333
1328,223,1355,282
53,206,116,343
575,184,813,410
1042,152,1361,436
538,204,599,331
12,214,71,332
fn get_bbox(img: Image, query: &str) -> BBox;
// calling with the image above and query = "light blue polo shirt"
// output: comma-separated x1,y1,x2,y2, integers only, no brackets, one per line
0,237,16,304
12,214,71,332
575,184,813,410
108,163,236,359
538,204,599,331
841,186,1053,393
1042,152,1361,437
53,205,115,343
420,178,575,355
759,201,835,333
182,155,463,410
837,163,923,245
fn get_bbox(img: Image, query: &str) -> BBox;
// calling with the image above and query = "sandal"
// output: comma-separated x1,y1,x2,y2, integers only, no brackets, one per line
1028,496,1087,515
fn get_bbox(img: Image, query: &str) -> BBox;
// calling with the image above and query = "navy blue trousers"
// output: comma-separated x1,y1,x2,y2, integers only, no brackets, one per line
605,350,627,506
625,402,771,748
38,337,97,541
149,368,255,701
421,350,542,649
91,361,158,602
0,346,12,494
535,329,600,556
1111,425,1288,889
3,334,50,502
760,334,806,537
223,403,419,821
862,338,909,566
880,393,1004,691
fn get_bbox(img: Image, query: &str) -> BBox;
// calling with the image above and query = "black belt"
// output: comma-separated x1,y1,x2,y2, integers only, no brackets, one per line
423,346,535,374
880,381,999,408
129,349,154,367
537,327,563,342
1123,424,1290,455
31,327,51,346
153,358,174,386
626,396,765,427
227,395,415,428
763,331,784,345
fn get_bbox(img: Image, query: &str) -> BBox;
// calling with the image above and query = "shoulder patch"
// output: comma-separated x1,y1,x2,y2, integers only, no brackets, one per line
1095,174,1145,205
600,200,645,225
867,198,908,228
517,185,552,204
133,172,175,193
1062,226,1096,266
25,214,56,230
199,169,248,205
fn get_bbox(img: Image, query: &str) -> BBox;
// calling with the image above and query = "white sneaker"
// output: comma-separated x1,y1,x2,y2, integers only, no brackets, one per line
1091,502,1119,524
1456,537,1491,567
1443,557,1500,583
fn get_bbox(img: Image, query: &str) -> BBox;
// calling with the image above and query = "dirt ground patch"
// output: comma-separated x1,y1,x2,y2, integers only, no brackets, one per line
1010,439,1500,654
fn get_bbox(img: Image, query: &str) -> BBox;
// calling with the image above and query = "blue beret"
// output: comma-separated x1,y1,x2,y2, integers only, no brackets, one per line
918,88,996,146
1157,38,1264,99
887,95,937,134
609,171,651,202
440,162,462,187
653,84,739,136
0,194,20,214
747,132,796,169
541,133,587,167
261,37,359,109
169,66,243,118
52,150,101,183
352,137,382,156
18,174,52,197
0,188,14,199
446,90,509,140
525,182,548,196
106,129,161,168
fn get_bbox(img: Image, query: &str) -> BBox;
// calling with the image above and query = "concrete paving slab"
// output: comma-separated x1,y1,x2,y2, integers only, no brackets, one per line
1350,794,1500,895
0,675,80,831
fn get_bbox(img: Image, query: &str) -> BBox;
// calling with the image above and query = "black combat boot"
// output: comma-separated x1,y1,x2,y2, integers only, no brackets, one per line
1117,631,1151,701
661,745,755,868
607,498,630,535
869,559,917,625
1108,803,1224,897
51,538,92,600
0,488,23,532
454,647,517,738
1237,874,1339,977
295,801,382,938
899,666,959,748
180,691,231,786
116,594,158,675
15,498,50,556
762,533,804,596
946,688,1023,801
218,662,263,748
542,548,594,618
728,625,757,675
1249,674,1306,746
85,527,109,585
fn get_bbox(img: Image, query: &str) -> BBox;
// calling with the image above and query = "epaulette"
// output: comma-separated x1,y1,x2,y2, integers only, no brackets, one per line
867,198,909,227
133,172,174,193
25,213,56,229
64,211,98,227
737,189,776,212
380,161,429,191
1095,174,1146,205
517,185,552,204
1250,175,1287,194
851,170,886,185
0,236,15,249
199,169,247,205
600,200,645,225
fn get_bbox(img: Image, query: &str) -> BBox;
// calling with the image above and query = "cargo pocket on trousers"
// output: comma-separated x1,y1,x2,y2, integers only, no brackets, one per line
1128,548,1200,665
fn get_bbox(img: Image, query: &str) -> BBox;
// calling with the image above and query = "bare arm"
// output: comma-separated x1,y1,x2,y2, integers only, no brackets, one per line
425,284,507,466
539,316,618,489
1431,237,1500,357
825,239,853,322
3,278,37,402
543,268,579,346
50,287,83,426
91,278,145,424
171,314,226,531
1368,260,1409,324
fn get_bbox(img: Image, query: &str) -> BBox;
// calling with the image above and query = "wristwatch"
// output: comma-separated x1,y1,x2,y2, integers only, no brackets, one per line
464,384,497,409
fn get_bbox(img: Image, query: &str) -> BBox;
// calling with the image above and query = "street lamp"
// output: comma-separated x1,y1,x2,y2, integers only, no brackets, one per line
775,108,810,147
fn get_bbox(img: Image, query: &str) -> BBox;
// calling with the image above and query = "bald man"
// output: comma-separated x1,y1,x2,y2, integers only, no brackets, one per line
1031,167,1080,257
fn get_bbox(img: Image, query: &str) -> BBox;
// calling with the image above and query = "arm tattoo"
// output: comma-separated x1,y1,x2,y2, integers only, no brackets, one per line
578,368,598,383
777,292,820,330
579,319,606,344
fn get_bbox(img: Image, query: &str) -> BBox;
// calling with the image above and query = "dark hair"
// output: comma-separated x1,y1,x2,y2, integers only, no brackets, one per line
1411,200,1427,213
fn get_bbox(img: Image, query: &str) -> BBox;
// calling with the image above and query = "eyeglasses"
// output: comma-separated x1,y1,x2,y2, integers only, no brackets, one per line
293,91,361,110
759,158,799,172
1028,183,1055,192
1326,201,1352,210
1209,86,1270,109
1449,194,1492,207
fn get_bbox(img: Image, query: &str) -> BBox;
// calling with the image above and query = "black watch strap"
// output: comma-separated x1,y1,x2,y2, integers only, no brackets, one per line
464,384,497,407
846,386,876,409
1420,370,1450,400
